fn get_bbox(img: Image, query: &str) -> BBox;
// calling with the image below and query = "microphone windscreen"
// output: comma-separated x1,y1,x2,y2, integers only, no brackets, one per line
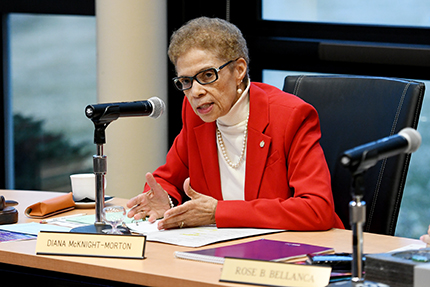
399,127,421,153
148,97,165,119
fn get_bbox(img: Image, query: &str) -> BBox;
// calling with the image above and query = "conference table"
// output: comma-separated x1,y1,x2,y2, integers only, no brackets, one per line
0,189,425,286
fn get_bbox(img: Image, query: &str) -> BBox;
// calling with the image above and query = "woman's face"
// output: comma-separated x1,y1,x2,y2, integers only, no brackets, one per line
175,48,247,123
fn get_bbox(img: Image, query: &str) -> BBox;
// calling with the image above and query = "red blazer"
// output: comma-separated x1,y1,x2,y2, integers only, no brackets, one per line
149,82,344,230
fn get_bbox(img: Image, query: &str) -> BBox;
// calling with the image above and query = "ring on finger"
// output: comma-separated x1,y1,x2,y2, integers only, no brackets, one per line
179,221,184,228
146,190,153,196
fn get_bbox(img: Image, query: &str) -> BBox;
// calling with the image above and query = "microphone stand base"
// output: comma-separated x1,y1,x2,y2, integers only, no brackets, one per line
327,280,388,286
70,224,131,235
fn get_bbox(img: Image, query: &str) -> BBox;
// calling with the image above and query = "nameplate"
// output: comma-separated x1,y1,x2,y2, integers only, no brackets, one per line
36,231,146,259
220,257,331,287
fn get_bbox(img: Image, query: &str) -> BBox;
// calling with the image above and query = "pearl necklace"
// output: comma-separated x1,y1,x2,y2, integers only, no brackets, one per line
216,115,249,169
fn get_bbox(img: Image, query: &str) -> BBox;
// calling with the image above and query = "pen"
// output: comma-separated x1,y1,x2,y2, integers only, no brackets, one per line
40,213,87,224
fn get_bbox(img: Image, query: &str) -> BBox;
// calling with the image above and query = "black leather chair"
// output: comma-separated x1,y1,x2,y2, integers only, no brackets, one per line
283,75,425,235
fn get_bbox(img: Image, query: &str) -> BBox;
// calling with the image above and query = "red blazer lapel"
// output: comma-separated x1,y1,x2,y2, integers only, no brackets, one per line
194,123,223,200
244,83,271,200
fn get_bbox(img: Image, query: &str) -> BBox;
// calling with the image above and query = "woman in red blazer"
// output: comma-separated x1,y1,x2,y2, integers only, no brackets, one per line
127,17,344,231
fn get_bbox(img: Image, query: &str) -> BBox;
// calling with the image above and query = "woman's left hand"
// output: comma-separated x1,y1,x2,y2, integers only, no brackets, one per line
157,178,218,230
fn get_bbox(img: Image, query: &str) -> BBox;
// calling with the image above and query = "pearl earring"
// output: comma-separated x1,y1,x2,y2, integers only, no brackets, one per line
237,79,244,94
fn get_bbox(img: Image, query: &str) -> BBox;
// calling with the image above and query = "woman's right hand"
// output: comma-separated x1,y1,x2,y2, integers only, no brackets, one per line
126,172,172,223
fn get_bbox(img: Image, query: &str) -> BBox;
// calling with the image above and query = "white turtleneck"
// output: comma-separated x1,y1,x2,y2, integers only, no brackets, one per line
216,82,250,200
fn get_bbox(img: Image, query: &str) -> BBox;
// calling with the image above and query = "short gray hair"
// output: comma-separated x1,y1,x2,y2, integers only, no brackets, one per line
168,17,249,81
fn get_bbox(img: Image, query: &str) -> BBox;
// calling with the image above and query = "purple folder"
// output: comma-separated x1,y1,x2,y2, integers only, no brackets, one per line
174,238,334,264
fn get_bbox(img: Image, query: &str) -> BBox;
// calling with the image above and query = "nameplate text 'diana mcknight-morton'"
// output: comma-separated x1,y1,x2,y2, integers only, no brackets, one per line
36,231,146,259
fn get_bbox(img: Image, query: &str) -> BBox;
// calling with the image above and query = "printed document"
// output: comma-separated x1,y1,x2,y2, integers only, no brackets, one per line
126,220,284,247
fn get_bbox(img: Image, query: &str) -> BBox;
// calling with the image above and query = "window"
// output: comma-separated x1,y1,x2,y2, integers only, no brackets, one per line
10,14,96,191
262,0,430,27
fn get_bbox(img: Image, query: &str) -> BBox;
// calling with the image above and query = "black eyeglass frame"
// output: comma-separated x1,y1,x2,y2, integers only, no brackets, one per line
172,58,239,91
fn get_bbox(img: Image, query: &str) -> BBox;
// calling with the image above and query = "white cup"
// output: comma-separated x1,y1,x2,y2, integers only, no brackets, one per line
70,173,96,201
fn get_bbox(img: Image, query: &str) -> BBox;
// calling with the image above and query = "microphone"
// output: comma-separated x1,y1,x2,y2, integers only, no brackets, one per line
85,97,165,123
340,127,421,173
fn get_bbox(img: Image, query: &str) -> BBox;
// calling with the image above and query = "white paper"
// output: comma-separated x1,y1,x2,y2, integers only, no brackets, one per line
126,220,284,247
0,222,71,235
389,244,426,253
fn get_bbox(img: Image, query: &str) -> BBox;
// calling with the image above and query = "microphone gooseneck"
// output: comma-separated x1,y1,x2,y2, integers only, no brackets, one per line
340,127,421,174
85,96,165,123
85,97,165,145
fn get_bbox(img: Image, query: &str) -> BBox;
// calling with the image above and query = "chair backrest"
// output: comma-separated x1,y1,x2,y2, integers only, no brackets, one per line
283,75,425,235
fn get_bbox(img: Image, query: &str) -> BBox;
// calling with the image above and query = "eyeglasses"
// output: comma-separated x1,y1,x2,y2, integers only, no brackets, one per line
172,58,238,91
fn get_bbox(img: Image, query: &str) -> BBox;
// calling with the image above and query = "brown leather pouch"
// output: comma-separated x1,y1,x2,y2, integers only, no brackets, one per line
25,192,75,219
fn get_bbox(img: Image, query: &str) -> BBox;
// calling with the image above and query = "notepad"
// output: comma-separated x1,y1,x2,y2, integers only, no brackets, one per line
174,239,334,264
